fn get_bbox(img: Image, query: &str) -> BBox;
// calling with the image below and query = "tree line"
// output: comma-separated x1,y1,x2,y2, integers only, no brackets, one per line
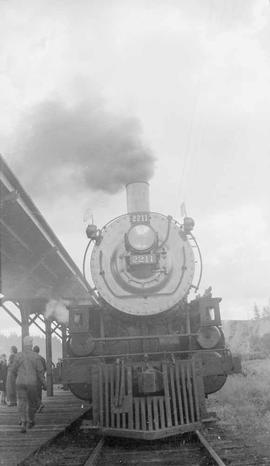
253,302,270,320
250,302,270,357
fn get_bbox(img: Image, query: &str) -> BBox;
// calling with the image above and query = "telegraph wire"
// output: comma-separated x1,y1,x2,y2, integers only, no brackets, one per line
178,0,227,211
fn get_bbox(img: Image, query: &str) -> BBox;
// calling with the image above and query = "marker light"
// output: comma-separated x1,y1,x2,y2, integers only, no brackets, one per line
127,224,156,252
197,326,221,349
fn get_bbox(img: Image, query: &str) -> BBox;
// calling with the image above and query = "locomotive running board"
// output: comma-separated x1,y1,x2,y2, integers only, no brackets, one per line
91,357,208,440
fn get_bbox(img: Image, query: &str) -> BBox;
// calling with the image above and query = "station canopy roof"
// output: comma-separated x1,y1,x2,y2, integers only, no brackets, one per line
0,154,97,310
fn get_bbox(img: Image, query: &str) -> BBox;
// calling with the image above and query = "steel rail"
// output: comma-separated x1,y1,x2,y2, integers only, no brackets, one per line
84,438,105,466
195,430,226,466
84,432,227,466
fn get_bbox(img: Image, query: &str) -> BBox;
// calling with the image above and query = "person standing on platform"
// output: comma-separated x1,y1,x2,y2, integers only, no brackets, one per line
11,336,47,433
0,354,7,405
6,346,18,406
33,345,46,412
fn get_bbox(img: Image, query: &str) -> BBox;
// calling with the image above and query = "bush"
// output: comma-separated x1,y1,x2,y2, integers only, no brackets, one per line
208,359,270,433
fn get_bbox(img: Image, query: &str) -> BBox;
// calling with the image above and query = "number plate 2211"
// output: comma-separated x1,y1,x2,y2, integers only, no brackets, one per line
130,254,157,265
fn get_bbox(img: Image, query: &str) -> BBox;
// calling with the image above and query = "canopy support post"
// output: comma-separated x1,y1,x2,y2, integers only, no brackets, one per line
45,319,53,397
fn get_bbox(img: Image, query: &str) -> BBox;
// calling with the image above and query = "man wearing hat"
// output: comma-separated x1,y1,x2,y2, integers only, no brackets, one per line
11,336,47,433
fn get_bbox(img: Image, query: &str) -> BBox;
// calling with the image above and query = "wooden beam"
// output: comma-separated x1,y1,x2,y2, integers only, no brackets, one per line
28,313,45,331
0,301,22,326
45,319,53,397
51,322,61,333
37,313,45,323
8,246,57,296
61,325,67,359
28,313,39,326
33,314,57,336
51,322,62,339
0,246,13,261
20,303,29,348
29,318,46,336
0,217,31,251
0,189,19,207
61,325,68,390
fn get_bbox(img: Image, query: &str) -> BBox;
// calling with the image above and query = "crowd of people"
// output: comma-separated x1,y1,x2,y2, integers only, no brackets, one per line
0,336,47,433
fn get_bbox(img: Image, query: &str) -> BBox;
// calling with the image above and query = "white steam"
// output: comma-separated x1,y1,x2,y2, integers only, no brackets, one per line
45,299,69,324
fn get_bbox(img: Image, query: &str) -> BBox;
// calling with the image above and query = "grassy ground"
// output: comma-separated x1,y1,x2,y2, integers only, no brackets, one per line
207,359,270,455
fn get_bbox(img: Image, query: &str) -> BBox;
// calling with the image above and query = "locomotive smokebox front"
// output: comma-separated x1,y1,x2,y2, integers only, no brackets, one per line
90,181,196,316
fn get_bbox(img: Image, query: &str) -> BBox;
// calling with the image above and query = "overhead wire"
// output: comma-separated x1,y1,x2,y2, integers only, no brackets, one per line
178,0,226,211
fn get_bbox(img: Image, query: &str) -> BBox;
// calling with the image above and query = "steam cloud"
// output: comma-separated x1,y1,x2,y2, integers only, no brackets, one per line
15,99,155,198
45,299,69,324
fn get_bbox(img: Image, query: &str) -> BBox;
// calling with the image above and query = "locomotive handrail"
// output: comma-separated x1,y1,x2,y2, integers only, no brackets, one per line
173,218,203,294
82,238,101,302
68,332,200,341
64,347,229,361
157,215,172,249
83,238,93,281
188,231,203,292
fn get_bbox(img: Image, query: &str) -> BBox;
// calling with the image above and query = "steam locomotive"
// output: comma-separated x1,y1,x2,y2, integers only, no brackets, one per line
62,182,240,439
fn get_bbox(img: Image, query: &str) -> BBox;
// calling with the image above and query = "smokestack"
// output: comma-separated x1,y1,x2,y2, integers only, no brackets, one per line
126,182,150,213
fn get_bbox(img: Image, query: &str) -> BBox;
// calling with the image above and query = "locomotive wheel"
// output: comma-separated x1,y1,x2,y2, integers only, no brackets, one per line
69,382,92,401
203,374,227,395
68,334,95,357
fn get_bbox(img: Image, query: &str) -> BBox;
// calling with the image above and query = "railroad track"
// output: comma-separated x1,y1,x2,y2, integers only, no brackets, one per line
202,424,270,466
84,431,223,466
83,426,270,466
23,421,269,466
22,427,219,466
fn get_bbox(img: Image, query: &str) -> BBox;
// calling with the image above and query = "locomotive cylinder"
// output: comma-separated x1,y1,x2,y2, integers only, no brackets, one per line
126,181,150,213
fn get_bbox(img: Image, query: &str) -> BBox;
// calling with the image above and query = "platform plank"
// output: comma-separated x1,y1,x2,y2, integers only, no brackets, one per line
0,389,90,466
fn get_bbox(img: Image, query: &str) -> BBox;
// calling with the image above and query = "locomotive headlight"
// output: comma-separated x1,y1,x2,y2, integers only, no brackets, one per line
197,326,221,349
127,224,156,252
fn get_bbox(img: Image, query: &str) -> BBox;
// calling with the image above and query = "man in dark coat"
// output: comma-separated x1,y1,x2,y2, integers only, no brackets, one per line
6,346,18,406
11,336,47,433
33,345,47,412
0,354,7,405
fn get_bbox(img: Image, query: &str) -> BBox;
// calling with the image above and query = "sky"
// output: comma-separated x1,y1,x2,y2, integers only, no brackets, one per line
1,0,270,332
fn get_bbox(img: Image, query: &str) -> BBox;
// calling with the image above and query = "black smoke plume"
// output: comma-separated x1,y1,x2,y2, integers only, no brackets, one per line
15,99,155,198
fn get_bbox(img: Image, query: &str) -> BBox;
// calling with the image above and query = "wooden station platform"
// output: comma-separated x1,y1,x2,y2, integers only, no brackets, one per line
0,388,90,466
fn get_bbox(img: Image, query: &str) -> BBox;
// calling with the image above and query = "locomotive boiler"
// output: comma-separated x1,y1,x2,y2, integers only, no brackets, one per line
62,182,240,439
